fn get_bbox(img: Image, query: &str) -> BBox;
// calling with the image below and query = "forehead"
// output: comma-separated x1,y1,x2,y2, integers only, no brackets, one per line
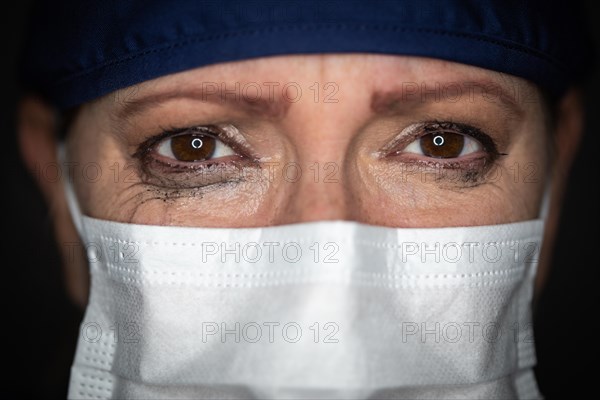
115,54,533,92
98,54,539,120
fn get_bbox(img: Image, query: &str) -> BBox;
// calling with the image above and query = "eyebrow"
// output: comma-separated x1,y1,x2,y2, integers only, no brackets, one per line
370,80,526,118
116,85,291,120
116,79,525,122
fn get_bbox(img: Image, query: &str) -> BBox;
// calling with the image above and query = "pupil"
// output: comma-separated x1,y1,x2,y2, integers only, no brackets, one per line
433,135,444,146
191,138,203,149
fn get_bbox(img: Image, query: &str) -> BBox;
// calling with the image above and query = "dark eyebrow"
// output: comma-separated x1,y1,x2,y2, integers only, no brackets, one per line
370,80,526,118
116,85,291,120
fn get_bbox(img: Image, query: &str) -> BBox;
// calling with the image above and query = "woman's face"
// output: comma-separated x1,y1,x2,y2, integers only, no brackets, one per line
66,54,549,228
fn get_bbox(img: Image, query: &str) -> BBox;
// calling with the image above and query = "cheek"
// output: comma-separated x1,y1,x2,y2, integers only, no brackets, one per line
351,169,544,228
348,135,548,228
81,161,279,227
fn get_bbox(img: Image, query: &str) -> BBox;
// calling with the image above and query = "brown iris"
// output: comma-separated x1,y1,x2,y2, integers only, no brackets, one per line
420,132,465,158
170,134,216,162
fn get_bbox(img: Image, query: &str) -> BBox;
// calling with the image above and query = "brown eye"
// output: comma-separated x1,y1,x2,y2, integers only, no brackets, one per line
171,134,216,161
404,130,483,159
156,132,236,162
420,132,465,158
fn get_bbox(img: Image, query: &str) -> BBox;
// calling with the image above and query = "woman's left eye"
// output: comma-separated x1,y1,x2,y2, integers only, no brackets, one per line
156,132,237,162
403,131,483,159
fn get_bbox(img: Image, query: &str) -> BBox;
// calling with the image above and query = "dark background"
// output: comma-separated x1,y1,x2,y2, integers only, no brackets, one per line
2,2,598,398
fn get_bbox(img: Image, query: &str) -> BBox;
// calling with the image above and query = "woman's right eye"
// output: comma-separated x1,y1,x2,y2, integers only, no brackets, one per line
132,124,261,190
155,131,237,163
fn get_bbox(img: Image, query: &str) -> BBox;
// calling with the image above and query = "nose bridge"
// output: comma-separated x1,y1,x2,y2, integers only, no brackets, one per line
277,158,349,224
271,57,367,225
276,116,355,224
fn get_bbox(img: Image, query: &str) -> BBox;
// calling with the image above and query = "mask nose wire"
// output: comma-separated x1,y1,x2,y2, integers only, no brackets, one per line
57,143,83,235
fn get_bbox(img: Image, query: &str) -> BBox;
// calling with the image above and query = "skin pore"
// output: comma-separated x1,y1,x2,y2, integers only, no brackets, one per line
19,54,584,306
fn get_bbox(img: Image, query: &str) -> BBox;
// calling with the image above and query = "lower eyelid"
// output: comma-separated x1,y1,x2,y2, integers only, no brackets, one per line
138,155,260,189
383,154,495,187
150,154,246,169
391,152,490,167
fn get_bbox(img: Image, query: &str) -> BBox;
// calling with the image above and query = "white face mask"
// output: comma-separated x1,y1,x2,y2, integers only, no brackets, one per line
63,157,545,399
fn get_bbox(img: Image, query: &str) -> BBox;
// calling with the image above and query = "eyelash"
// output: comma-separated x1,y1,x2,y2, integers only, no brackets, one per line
381,121,506,185
133,120,504,190
384,121,504,159
132,125,258,190
134,125,250,163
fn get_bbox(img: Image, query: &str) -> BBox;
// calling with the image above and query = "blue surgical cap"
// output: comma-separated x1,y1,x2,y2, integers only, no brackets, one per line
20,0,592,110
